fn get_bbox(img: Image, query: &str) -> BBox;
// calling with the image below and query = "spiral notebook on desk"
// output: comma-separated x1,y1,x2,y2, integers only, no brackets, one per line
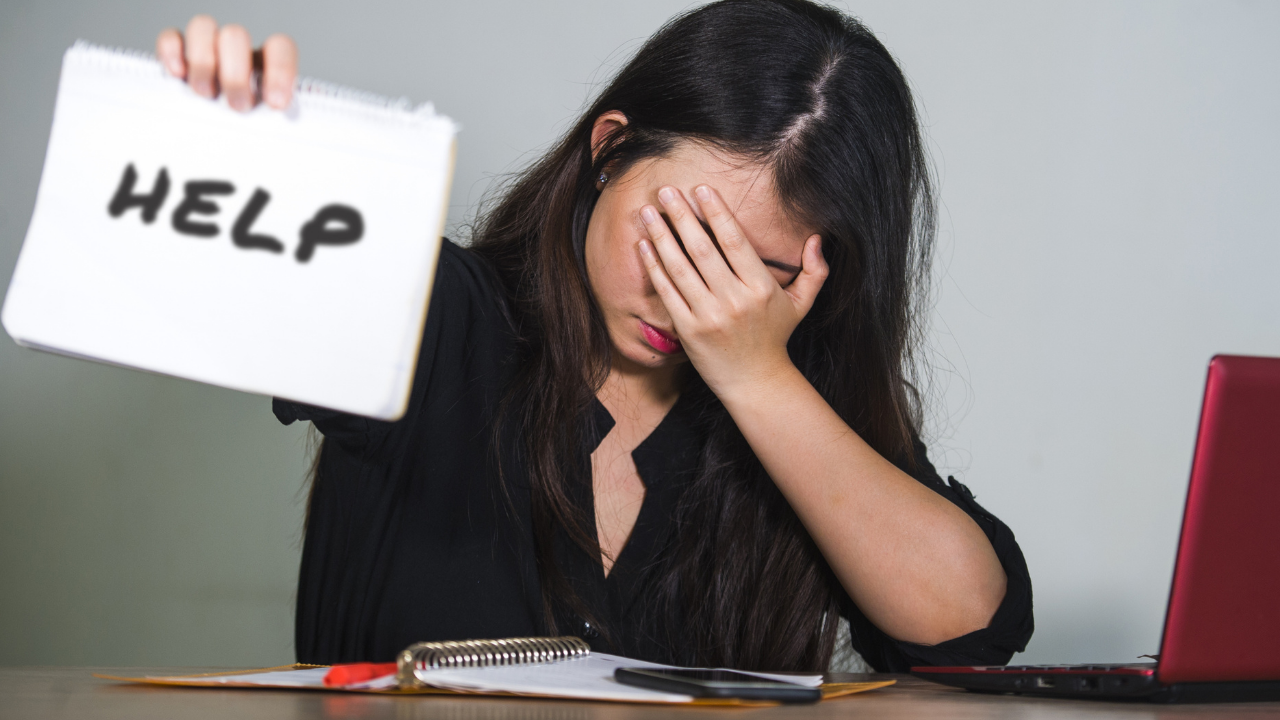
97,636,892,706
2,41,456,420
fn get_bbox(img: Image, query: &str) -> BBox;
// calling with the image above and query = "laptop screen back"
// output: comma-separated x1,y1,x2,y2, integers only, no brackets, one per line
1159,355,1280,683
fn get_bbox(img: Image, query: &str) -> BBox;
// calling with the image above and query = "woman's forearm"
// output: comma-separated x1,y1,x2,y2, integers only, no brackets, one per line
718,363,1007,645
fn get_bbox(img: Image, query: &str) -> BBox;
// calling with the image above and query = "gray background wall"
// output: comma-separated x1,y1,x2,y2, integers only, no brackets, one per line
1,0,1277,666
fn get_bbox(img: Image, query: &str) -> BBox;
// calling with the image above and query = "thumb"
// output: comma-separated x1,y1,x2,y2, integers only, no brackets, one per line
787,235,828,316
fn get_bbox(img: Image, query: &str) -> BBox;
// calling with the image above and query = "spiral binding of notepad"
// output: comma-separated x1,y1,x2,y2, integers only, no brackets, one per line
396,637,591,687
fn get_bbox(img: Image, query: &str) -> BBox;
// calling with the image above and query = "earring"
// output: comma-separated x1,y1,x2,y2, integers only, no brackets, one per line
598,172,608,185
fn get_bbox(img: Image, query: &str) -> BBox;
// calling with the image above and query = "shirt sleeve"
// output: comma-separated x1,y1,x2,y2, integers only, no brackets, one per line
841,436,1035,671
271,239,504,455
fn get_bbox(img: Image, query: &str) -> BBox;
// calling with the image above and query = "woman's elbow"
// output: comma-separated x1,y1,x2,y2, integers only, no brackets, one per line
916,562,1008,645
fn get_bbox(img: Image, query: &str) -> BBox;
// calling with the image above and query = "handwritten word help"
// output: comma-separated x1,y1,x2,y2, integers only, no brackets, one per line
107,163,363,263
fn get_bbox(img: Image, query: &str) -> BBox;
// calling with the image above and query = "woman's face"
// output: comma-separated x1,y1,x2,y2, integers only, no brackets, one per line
584,141,817,372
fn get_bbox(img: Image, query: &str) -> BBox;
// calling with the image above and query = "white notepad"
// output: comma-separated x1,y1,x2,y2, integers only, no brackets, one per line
2,41,457,420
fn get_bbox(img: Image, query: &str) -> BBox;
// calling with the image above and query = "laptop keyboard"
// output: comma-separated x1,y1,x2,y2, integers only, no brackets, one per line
976,664,1156,674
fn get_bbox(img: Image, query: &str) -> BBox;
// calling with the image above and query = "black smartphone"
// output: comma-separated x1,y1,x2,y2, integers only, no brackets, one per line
614,667,822,703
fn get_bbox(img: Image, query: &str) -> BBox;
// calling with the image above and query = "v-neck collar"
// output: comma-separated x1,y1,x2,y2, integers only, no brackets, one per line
586,391,696,489
580,390,705,627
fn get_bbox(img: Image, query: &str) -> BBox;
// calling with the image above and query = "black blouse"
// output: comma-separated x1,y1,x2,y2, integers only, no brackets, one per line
273,239,1034,670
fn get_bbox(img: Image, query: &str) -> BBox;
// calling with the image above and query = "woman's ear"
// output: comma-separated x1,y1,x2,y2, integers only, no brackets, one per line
590,110,629,163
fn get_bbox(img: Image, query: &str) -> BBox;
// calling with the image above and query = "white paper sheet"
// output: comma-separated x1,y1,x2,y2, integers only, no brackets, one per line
2,42,456,420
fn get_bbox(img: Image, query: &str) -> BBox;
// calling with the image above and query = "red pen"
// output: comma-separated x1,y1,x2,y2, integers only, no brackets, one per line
322,662,398,687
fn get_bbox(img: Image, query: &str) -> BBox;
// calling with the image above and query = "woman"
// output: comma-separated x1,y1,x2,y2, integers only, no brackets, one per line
157,0,1032,672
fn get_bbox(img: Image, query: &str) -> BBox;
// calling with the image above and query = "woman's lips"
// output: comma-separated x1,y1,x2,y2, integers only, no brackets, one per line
639,320,682,354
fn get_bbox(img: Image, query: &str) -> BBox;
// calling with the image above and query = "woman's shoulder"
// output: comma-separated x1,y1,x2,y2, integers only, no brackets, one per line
426,237,520,364
434,238,512,321
437,238,492,288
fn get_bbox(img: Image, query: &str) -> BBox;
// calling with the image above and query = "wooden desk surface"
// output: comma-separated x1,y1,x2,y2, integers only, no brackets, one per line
3,667,1280,719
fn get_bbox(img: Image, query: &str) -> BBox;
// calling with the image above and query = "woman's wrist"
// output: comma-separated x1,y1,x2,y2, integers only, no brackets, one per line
707,354,809,416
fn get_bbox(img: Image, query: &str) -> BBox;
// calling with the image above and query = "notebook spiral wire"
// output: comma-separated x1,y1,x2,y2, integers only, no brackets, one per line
397,636,590,687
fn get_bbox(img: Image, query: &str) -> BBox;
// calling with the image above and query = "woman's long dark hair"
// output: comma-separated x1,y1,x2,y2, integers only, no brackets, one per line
470,0,934,671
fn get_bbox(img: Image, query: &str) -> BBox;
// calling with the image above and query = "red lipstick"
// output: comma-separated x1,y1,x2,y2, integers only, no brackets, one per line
639,320,682,354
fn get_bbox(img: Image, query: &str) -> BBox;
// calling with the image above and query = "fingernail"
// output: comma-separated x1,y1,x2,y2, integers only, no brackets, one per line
193,80,213,98
266,89,287,108
657,187,675,204
637,240,651,256
695,185,711,201
166,60,183,77
641,206,659,224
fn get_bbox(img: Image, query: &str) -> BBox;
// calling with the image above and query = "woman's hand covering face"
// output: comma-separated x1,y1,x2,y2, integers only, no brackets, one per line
637,183,827,398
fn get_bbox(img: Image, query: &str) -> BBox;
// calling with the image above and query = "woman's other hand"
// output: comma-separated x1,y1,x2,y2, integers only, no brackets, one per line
637,184,828,398
156,16,297,111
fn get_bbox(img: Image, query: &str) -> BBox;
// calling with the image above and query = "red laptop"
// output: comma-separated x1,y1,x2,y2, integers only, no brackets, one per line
914,355,1280,703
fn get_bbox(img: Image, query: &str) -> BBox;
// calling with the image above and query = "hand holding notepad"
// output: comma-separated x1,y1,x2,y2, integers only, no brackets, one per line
2,42,457,420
